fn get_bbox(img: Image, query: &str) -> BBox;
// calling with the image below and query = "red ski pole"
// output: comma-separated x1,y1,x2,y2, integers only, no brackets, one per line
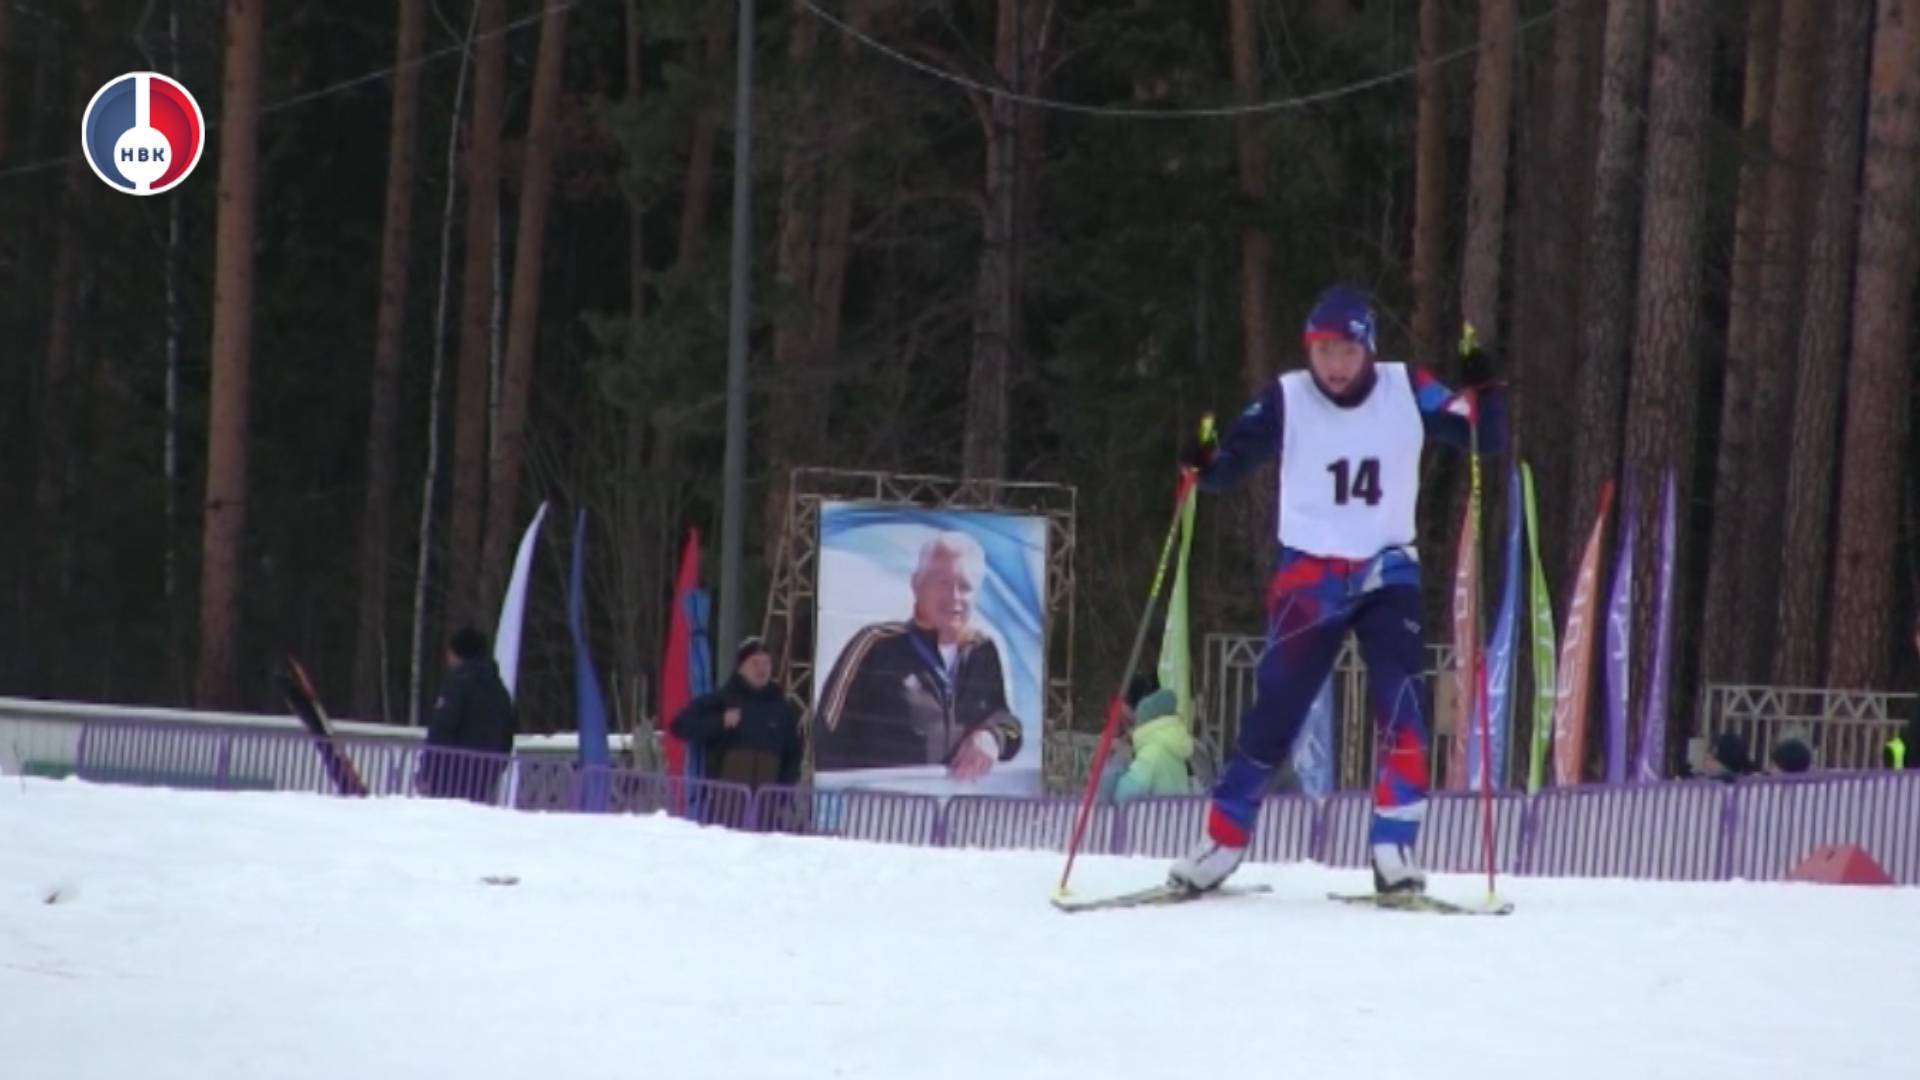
1056,436,1206,896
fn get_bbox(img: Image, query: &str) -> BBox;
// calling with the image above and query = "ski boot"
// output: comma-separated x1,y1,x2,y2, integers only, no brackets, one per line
1169,839,1246,894
1370,842,1427,895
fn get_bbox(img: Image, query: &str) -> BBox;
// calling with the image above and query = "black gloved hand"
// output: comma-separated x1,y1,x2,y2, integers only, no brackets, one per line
1181,413,1219,472
1457,324,1496,388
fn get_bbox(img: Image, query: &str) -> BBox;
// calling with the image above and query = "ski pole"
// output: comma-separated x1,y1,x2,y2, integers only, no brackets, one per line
1056,419,1210,896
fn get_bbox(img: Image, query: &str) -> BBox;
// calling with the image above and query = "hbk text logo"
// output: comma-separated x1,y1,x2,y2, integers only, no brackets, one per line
81,72,205,196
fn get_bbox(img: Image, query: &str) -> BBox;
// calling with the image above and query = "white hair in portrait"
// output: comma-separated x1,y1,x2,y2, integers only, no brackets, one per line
912,531,987,586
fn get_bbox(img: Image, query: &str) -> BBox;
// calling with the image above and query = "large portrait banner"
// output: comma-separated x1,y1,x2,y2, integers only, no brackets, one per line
811,502,1048,797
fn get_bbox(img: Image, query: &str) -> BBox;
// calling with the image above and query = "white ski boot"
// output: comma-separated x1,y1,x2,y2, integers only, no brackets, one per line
1169,839,1246,894
1370,842,1427,895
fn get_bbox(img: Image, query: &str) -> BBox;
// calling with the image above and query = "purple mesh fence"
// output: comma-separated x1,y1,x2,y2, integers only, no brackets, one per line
1528,782,1728,881
1120,797,1208,858
604,771,754,830
221,729,411,797
1726,772,1920,885
945,796,1118,854
1315,792,1377,868
751,786,941,845
58,720,1920,885
75,722,242,790
512,758,580,812
1247,795,1319,865
1413,791,1532,875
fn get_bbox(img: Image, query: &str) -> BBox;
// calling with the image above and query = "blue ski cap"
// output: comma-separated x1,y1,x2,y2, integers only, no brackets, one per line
1303,284,1378,356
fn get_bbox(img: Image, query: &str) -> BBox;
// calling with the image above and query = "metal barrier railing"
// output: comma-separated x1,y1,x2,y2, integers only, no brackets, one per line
29,715,1920,885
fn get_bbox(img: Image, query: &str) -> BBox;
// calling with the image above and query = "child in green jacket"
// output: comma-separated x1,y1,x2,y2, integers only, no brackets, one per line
1113,688,1197,801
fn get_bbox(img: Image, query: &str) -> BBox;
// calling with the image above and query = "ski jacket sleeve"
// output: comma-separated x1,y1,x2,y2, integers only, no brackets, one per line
1409,365,1508,454
426,672,470,748
1198,381,1285,493
670,690,729,745
954,639,1022,762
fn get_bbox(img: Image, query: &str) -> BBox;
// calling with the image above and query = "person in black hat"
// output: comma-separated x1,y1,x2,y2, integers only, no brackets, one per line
1770,734,1814,775
669,637,801,790
1699,731,1755,783
421,626,517,802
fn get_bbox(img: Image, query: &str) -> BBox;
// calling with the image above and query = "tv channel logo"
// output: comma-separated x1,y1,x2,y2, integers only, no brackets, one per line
81,72,206,196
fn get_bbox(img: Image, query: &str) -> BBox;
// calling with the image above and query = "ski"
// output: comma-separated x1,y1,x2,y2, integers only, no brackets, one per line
1052,882,1273,914
273,656,370,798
1328,891,1514,916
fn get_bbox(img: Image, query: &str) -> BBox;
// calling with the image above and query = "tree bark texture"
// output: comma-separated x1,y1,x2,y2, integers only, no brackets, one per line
482,0,571,599
1459,0,1516,343
1411,0,1446,359
1771,0,1871,687
1828,0,1920,690
195,0,267,707
353,0,428,721
448,0,507,628
1699,0,1780,685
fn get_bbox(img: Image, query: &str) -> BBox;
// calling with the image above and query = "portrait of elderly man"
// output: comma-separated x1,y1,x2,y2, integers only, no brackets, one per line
813,531,1025,779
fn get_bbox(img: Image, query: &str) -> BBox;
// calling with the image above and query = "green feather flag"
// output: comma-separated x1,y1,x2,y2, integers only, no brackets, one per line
1523,463,1558,793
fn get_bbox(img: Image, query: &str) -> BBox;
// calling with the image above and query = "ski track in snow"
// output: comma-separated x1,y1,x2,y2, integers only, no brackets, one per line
2,778,1914,1079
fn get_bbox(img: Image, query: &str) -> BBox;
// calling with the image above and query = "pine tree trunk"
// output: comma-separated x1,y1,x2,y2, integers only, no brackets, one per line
1828,0,1920,690
195,0,266,708
767,0,822,559
353,0,428,722
1772,0,1871,687
1513,0,1601,589
627,0,646,324
1735,0,1827,676
964,0,1028,481
1699,0,1780,685
163,0,185,698
32,158,82,695
679,24,729,265
1228,0,1272,393
1459,0,1516,342
801,0,877,444
1225,0,1276,580
1411,0,1446,358
1623,0,1712,716
1569,0,1649,587
0,0,12,161
447,0,506,628
408,2,480,727
482,0,570,597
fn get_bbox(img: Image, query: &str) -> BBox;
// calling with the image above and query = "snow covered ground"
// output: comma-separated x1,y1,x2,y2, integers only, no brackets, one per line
3,779,1914,1080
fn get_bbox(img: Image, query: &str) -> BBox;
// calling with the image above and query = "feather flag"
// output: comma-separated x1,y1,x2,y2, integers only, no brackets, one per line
1636,471,1679,781
1291,676,1338,799
493,501,550,700
568,510,611,811
1523,465,1557,793
1604,481,1637,785
660,530,702,782
1471,463,1524,790
1448,494,1481,791
1553,483,1614,787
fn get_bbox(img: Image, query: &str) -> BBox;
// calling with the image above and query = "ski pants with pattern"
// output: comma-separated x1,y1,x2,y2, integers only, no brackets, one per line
1204,548,1430,851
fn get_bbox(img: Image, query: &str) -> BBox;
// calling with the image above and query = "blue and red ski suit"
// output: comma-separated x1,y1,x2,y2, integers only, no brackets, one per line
1196,363,1506,851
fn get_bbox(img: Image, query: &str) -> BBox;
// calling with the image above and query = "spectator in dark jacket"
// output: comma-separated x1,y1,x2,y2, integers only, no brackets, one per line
1770,733,1814,775
422,627,517,803
1699,732,1755,784
671,637,801,790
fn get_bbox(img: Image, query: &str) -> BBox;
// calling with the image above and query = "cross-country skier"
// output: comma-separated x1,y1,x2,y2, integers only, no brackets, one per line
1169,284,1503,896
